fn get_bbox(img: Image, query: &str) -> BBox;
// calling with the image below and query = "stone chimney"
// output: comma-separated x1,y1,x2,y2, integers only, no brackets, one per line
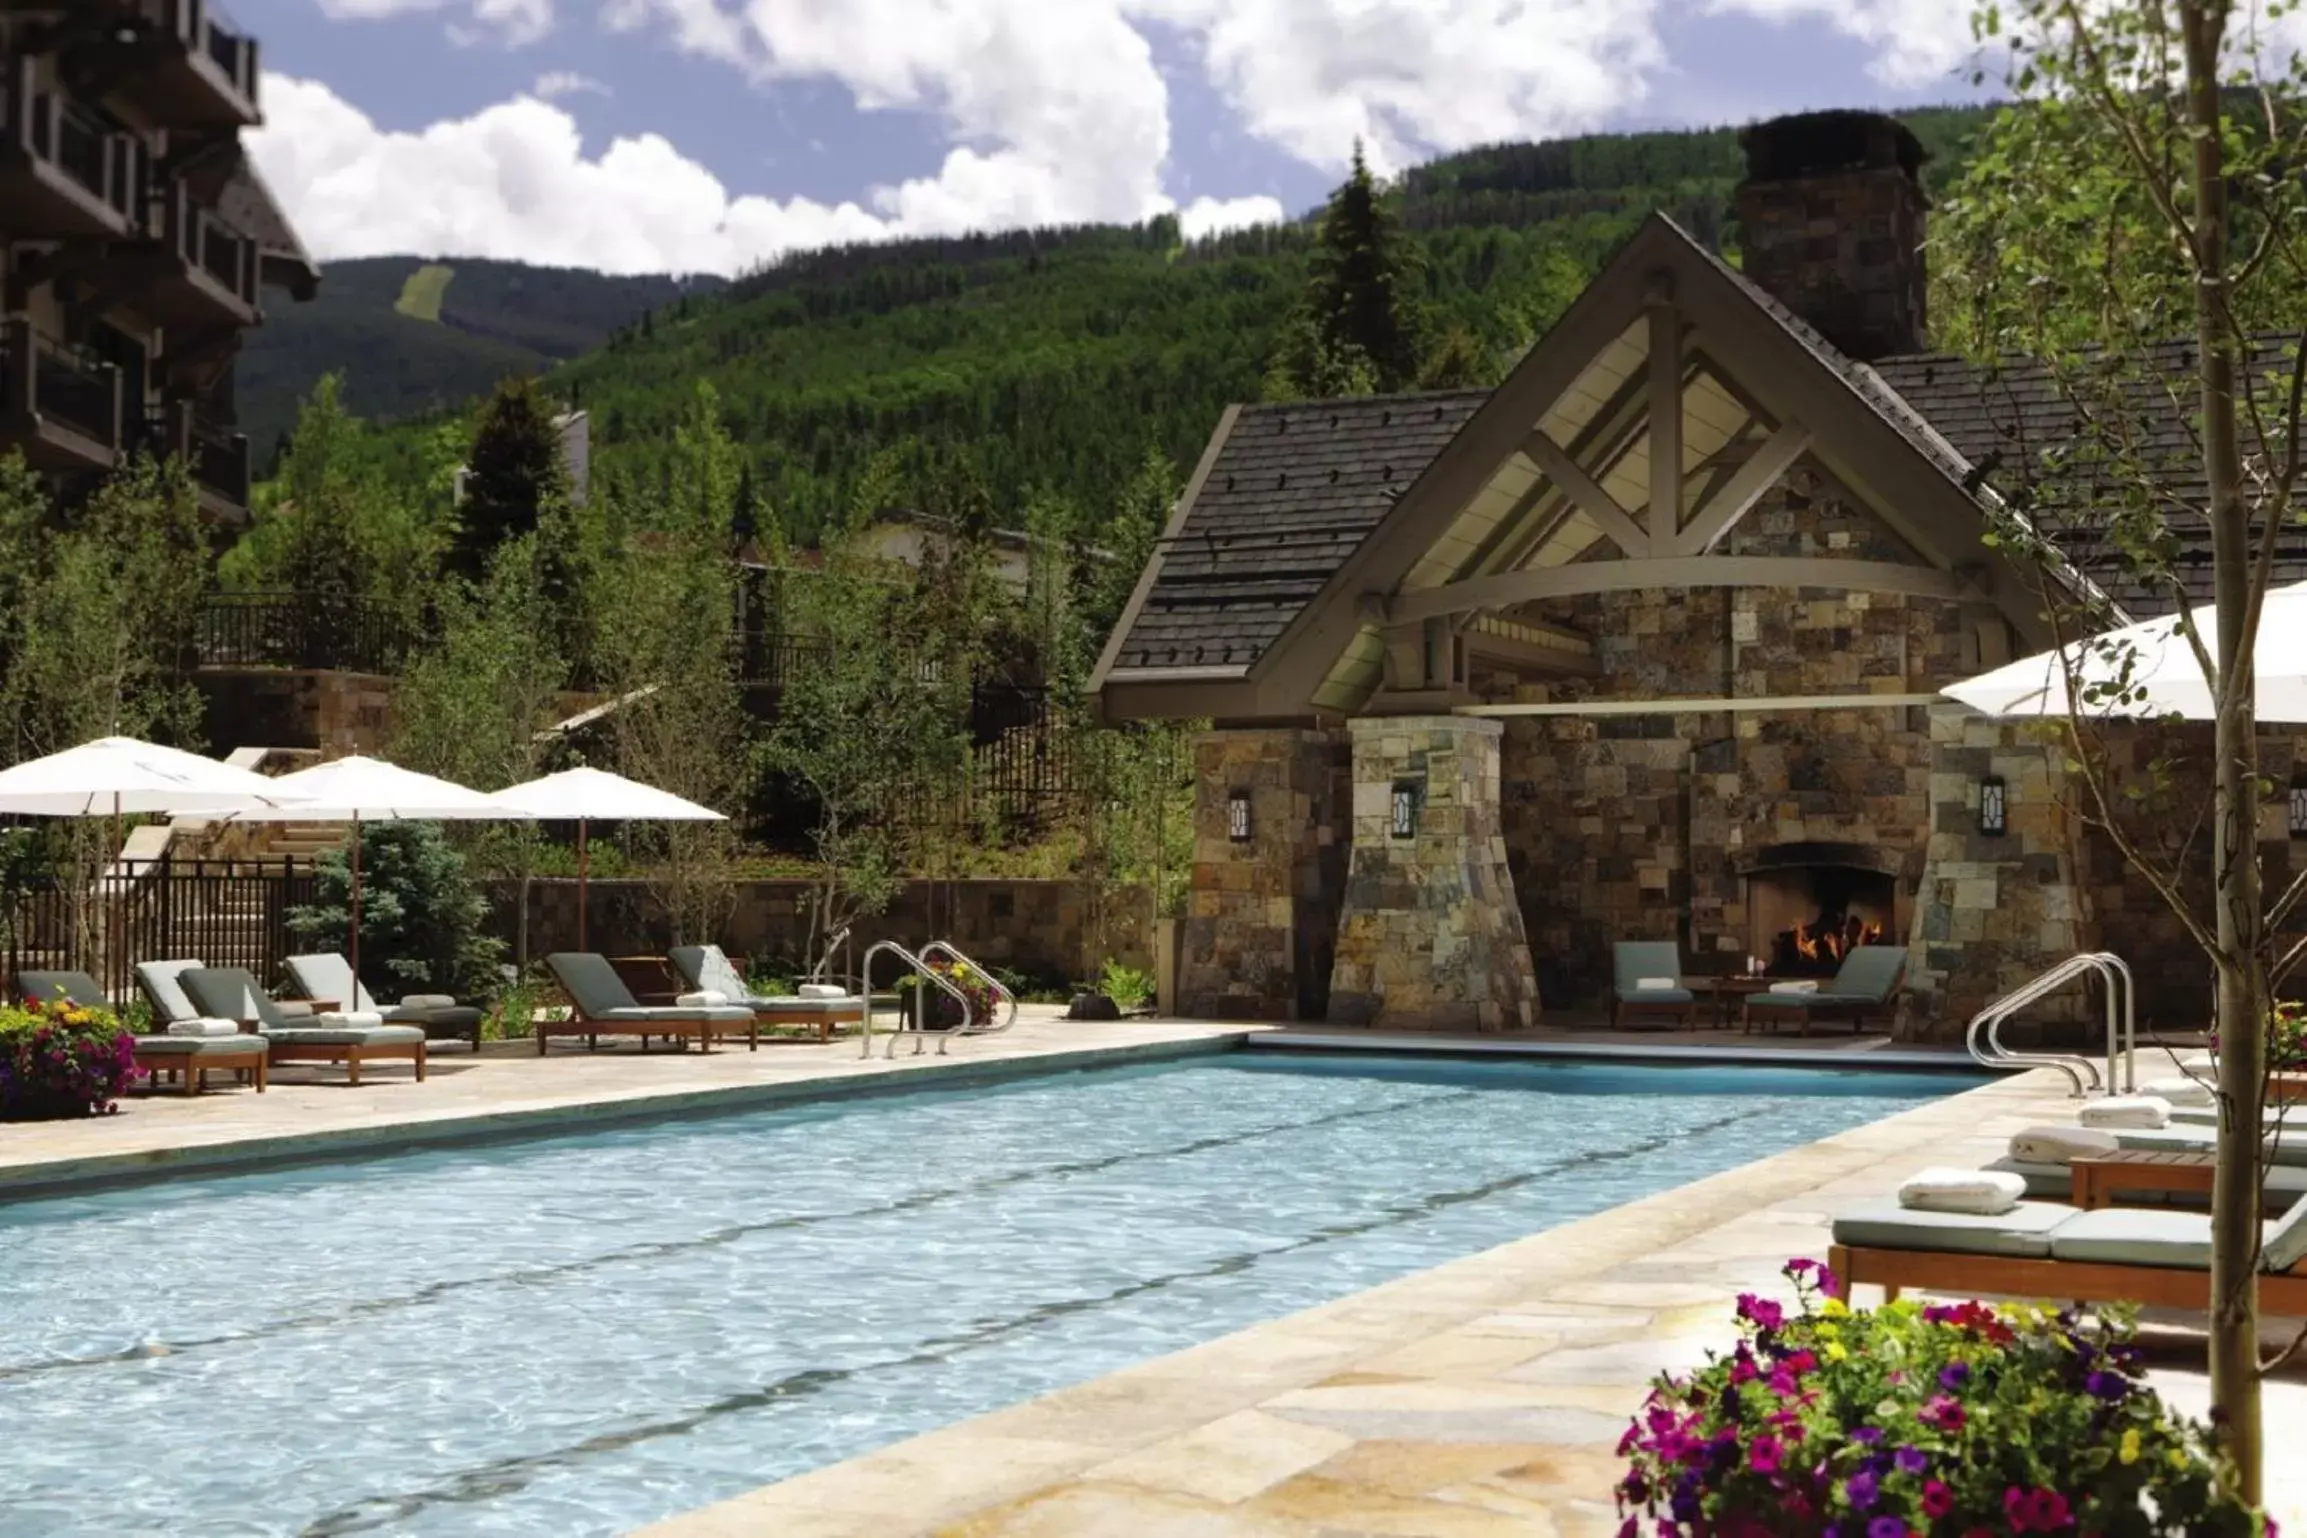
1735,110,1928,361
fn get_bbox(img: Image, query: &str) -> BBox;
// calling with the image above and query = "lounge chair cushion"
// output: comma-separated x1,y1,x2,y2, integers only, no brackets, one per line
2009,1125,2122,1165
263,1024,428,1047
595,1004,756,1025
2263,1194,2307,1272
15,970,109,1009
1987,1158,2307,1209
181,967,297,1030
749,995,863,1014
2111,1126,2307,1168
1984,1157,2072,1199
2143,1075,2215,1109
547,953,640,1018
285,953,380,1015
798,983,849,1000
1898,1167,2026,1215
2048,1208,2215,1268
1612,942,1684,1002
134,960,205,1025
400,993,457,1010
1831,1200,2073,1258
132,1034,265,1059
2079,1096,2172,1130
669,944,751,1000
1828,944,1906,1003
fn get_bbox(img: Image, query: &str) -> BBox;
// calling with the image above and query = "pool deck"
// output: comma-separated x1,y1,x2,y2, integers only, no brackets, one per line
0,1012,1259,1198
637,1065,2307,1538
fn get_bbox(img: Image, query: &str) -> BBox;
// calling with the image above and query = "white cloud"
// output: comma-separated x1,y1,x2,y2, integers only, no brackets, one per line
1175,193,1286,240
316,0,555,47
1702,0,1975,91
248,73,893,275
532,69,612,99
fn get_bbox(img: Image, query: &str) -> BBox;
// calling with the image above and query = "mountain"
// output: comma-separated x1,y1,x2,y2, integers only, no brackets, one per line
238,257,725,465
280,107,1996,536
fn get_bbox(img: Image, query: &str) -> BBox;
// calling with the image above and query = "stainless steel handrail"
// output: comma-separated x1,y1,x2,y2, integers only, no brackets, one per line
919,941,1017,1035
808,924,854,993
1965,951,2131,1097
856,939,973,1060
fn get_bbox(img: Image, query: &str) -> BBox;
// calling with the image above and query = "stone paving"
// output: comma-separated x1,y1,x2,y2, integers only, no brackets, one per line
0,1008,1251,1195
640,1066,2307,1538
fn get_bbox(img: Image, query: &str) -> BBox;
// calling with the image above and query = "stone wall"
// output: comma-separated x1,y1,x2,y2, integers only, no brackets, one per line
196,670,399,756
488,877,1151,993
1329,716,1540,1031
1175,727,1349,1021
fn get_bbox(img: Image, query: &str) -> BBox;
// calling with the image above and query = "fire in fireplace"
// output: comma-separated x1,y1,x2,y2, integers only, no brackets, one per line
1743,849,1898,979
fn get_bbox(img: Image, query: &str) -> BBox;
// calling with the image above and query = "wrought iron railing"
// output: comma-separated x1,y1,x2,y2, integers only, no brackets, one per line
0,855,316,1006
196,592,421,674
13,323,121,448
188,412,248,507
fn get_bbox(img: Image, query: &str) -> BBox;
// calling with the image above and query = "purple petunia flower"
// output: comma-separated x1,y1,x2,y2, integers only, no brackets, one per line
2085,1370,2130,1402
1869,1520,1910,1538
1845,1469,1880,1511
1894,1446,1928,1476
1939,1361,1970,1391
1851,1426,1883,1446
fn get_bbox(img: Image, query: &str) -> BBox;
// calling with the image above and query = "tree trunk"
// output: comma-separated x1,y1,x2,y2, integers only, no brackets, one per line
2182,0,2269,1501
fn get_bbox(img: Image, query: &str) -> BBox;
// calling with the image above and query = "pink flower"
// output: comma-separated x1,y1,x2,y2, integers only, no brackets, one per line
1923,1481,1955,1519
1750,1435,1784,1475
1921,1394,1967,1432
1737,1293,1785,1330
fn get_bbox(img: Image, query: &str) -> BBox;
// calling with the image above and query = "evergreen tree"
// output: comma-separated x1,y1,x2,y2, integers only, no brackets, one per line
1305,142,1424,391
452,376,567,582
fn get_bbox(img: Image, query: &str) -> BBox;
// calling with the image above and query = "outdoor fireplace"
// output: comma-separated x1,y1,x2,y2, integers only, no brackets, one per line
1742,844,1899,978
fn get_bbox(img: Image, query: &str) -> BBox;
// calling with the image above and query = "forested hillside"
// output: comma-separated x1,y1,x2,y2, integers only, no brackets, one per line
293,107,1994,541
240,258,724,463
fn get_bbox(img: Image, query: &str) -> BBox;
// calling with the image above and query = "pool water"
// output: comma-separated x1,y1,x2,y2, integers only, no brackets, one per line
0,1053,1975,1537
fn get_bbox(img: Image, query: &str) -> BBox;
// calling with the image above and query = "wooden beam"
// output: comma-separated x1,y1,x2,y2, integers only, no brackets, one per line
1674,422,1814,555
1459,691,1942,718
1461,629,1600,678
1382,556,1982,627
1524,429,1649,558
1647,299,1681,556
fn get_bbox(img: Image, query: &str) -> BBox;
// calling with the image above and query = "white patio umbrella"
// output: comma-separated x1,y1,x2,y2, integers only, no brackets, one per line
491,767,725,951
217,756,530,987
1948,583,2307,722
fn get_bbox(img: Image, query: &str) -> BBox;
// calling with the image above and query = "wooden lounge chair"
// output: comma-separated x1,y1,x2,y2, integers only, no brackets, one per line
541,952,759,1054
667,944,864,1043
20,967,266,1096
286,952,485,1051
1828,1190,2307,1312
181,966,427,1086
1610,941,1700,1030
1742,944,1906,1035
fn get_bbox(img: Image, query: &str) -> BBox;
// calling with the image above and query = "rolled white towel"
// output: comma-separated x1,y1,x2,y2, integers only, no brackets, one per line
1766,979,1820,995
2178,1051,2216,1073
399,993,458,1010
315,1010,386,1029
1899,1166,2027,1215
272,1000,317,1019
675,990,729,1008
166,1018,242,1039
1633,975,1678,991
2009,1124,2121,1165
2141,1075,2215,1109
2078,1095,2172,1130
797,983,849,1000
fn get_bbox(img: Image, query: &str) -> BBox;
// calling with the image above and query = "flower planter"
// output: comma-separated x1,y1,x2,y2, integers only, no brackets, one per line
0,998,141,1120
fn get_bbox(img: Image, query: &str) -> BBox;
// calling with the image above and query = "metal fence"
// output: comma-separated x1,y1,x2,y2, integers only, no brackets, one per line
0,856,317,1006
196,592,421,674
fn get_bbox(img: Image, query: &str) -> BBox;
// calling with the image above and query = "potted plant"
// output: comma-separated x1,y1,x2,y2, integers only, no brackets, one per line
1616,1260,2272,1536
0,995,141,1120
899,956,997,1032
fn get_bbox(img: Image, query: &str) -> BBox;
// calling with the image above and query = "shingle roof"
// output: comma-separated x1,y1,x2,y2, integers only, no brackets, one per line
1109,392,1486,672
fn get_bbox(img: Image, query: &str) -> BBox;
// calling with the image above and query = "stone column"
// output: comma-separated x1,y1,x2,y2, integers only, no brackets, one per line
1328,716,1542,1032
1175,727,1349,1021
1904,704,2085,1038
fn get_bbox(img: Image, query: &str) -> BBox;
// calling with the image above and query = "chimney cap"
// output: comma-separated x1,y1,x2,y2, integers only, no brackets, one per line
1738,110,1927,185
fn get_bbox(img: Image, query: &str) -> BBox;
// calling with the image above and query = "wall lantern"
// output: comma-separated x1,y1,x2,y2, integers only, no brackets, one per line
1978,774,2008,838
1389,780,1422,840
2289,778,2307,839
1227,790,1252,843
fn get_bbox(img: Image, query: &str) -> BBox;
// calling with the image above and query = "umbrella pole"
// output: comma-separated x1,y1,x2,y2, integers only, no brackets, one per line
108,791,121,999
348,814,362,998
576,818,589,953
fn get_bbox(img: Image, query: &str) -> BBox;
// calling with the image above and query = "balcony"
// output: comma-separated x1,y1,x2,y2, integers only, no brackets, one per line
110,180,260,328
138,399,249,521
0,317,122,474
120,0,261,129
0,68,142,240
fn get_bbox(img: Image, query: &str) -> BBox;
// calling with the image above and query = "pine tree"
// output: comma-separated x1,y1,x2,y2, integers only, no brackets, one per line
451,376,568,582
1305,142,1424,392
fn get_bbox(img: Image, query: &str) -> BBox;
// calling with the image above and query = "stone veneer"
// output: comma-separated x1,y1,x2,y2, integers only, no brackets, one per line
1328,716,1540,1032
1175,727,1350,1022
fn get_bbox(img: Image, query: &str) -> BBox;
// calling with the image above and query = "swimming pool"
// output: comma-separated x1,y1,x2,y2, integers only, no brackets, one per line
0,1052,1976,1537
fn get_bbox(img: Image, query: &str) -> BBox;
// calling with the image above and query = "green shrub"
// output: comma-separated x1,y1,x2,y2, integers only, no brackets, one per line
289,821,504,1002
0,996,140,1119
1098,958,1153,1011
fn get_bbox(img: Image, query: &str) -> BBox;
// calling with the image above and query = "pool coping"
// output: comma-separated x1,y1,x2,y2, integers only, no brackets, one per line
634,1068,2078,1537
0,1032,1253,1203
1254,1028,2005,1073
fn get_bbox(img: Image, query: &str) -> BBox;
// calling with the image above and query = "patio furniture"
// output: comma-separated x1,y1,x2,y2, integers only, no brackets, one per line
2069,1149,2218,1210
668,944,864,1043
181,966,427,1085
1827,1188,2307,1311
1611,942,1699,1029
1689,975,1772,1029
1741,945,1906,1035
18,967,265,1096
286,952,484,1051
541,952,758,1054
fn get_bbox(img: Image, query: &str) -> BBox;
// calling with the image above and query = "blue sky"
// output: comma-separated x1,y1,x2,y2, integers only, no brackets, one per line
236,0,1992,276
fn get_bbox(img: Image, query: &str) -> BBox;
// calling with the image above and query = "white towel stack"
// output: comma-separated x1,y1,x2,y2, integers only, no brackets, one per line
166,1018,242,1039
315,1010,386,1029
399,993,457,1010
2077,1095,2172,1130
1766,979,1820,995
1898,1166,2027,1215
797,983,849,1000
1633,976,1677,991
2141,1075,2215,1109
675,990,729,1007
2009,1124,2122,1165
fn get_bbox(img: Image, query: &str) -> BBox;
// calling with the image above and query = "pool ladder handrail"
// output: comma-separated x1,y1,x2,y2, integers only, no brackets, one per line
857,940,974,1059
919,940,1017,1036
807,924,854,992
1964,951,2134,1098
